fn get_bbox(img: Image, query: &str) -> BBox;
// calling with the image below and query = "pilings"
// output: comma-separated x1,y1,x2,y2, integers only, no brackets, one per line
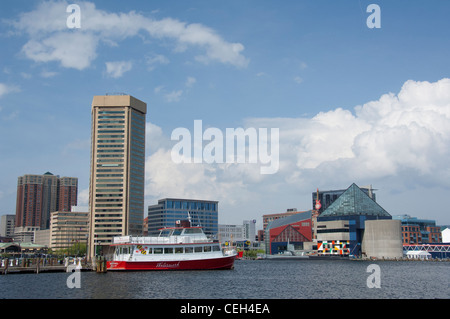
94,256,107,273
0,257,91,275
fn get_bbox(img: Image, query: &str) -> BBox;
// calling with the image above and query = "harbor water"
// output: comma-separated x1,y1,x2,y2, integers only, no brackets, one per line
1,259,449,299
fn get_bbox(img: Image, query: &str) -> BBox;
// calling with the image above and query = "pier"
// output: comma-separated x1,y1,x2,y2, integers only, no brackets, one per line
0,257,98,275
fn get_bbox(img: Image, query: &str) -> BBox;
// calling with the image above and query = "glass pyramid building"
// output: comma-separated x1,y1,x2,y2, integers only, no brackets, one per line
319,183,391,218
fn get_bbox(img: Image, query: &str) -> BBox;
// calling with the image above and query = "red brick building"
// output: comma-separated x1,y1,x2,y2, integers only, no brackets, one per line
265,211,312,255
396,215,442,244
16,172,78,229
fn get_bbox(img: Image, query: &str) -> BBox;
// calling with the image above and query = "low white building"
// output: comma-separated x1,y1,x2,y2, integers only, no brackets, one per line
218,224,244,243
442,228,450,243
406,250,431,260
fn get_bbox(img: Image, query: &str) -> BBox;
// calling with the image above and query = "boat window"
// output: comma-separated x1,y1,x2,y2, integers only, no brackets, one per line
204,246,211,252
164,247,173,254
185,247,193,253
172,229,182,236
154,248,163,254
148,247,153,254
212,245,220,252
194,246,203,253
175,247,184,254
184,228,202,234
159,229,172,237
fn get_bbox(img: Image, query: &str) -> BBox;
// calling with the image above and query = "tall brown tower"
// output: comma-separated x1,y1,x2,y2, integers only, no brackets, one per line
88,95,146,258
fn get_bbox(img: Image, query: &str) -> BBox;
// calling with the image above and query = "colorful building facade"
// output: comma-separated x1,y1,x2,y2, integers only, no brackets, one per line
265,211,312,255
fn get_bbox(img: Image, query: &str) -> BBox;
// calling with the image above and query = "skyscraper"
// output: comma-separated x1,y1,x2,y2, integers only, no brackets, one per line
15,172,78,229
88,94,146,258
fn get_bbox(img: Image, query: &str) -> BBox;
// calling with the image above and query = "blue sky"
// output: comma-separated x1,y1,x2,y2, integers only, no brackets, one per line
1,0,450,228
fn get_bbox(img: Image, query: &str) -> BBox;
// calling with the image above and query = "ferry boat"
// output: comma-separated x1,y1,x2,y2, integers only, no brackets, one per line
106,222,237,271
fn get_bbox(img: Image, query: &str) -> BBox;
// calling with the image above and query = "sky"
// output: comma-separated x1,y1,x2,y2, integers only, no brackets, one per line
1,0,450,230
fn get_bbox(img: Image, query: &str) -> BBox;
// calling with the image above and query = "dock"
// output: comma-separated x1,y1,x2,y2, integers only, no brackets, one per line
0,258,96,275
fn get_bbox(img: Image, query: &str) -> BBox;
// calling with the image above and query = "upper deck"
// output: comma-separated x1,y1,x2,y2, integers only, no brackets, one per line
112,226,212,246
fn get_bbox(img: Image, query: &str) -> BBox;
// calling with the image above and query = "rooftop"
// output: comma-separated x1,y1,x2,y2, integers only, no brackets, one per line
319,183,390,218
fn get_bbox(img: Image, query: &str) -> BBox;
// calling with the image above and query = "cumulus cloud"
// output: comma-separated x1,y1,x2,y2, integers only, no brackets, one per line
145,54,169,71
248,78,450,188
10,1,249,70
143,78,450,220
185,76,196,88
0,83,20,98
164,90,183,103
21,32,98,70
105,60,133,78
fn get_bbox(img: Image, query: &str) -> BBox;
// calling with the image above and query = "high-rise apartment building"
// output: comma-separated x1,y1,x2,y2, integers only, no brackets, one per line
15,172,78,229
88,95,146,257
59,177,79,212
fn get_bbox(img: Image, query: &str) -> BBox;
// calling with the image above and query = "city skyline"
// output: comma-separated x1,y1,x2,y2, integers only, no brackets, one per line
1,1,450,229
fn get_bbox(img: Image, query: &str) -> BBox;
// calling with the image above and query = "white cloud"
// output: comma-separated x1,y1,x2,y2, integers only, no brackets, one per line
40,70,58,78
293,76,303,84
0,83,20,98
10,1,248,70
145,54,169,71
248,78,450,189
20,72,32,79
105,60,133,78
143,78,450,221
154,85,164,94
164,90,183,102
2,111,20,121
21,32,98,70
78,188,89,206
185,76,196,88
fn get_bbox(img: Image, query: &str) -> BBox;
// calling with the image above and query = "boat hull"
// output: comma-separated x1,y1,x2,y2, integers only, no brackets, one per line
107,255,236,271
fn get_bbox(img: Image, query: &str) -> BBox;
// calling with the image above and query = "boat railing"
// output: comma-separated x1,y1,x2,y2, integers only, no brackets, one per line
127,235,209,245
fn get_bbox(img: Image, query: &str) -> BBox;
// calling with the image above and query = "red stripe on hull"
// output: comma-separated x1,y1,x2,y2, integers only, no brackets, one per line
107,256,235,271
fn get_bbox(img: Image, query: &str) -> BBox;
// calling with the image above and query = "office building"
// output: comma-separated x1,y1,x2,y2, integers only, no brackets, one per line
0,214,15,238
50,208,89,250
218,224,245,243
15,172,78,229
147,198,218,237
243,220,256,242
393,214,442,244
88,95,146,258
13,226,40,243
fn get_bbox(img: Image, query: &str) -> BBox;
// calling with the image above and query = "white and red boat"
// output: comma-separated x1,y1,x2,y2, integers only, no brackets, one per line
106,223,237,271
